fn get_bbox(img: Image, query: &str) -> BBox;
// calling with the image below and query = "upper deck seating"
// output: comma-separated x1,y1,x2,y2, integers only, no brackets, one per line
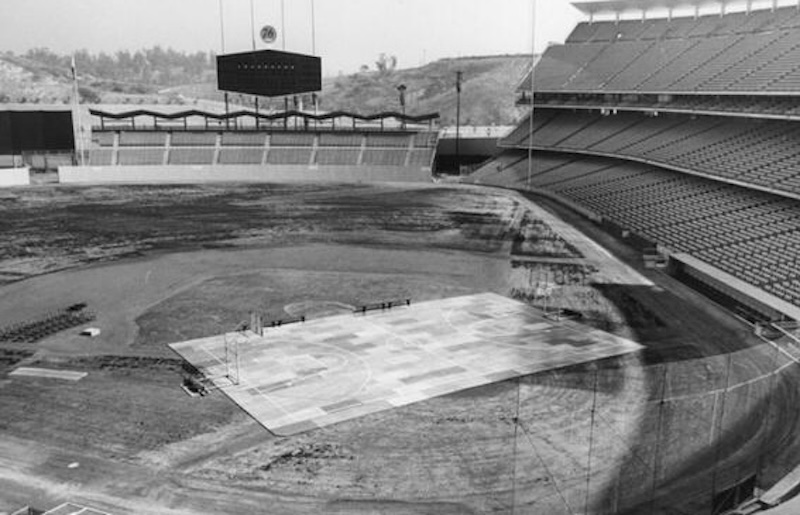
531,6,800,94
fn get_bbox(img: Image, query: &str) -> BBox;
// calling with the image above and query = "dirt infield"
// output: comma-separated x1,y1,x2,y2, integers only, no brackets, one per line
0,183,799,514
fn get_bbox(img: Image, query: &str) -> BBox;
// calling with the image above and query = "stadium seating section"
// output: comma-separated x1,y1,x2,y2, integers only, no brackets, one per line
473,151,800,306
535,94,800,119
502,108,800,199
88,130,438,170
118,131,167,147
315,148,360,166
168,148,215,165
117,148,165,166
171,132,217,146
482,5,800,315
218,148,264,165
366,133,412,147
88,149,114,166
530,5,800,94
221,132,266,146
266,148,313,165
362,149,408,166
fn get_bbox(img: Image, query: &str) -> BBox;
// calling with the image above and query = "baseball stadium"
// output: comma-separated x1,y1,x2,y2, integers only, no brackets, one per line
4,1,800,514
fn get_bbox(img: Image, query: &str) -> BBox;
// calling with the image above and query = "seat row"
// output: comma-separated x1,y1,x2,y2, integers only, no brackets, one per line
88,147,434,167
94,130,436,149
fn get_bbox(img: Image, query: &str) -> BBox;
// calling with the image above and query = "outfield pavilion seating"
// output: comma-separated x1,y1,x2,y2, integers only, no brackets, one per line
265,147,313,165
362,149,408,166
168,148,215,165
366,133,412,147
529,5,800,94
117,148,165,166
408,148,436,167
170,132,217,146
88,148,114,166
118,131,167,147
221,132,266,146
92,132,115,147
218,147,264,165
315,148,360,166
270,132,316,147
317,133,363,147
88,128,438,170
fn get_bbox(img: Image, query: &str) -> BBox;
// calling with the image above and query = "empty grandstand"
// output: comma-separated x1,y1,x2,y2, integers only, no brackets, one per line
473,2,800,325
67,109,440,184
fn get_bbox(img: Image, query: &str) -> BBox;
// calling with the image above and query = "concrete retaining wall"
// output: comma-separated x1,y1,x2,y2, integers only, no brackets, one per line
0,167,30,187
58,165,432,185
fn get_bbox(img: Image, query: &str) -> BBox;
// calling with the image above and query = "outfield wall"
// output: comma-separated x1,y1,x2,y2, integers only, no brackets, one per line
0,167,30,187
59,164,432,185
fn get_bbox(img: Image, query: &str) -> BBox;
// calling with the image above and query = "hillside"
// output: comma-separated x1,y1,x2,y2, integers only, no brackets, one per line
320,55,534,126
0,52,534,126
0,56,72,104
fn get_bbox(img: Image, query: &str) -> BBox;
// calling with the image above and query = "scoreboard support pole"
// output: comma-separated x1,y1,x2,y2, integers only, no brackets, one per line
224,92,230,129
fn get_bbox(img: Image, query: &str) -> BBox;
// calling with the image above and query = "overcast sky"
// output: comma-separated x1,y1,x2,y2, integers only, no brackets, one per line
0,0,583,75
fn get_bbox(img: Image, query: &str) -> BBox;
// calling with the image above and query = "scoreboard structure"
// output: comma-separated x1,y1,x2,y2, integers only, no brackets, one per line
216,49,322,97
0,109,75,154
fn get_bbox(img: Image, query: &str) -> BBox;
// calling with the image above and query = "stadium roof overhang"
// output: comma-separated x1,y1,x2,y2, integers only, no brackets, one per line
571,0,762,17
89,108,439,124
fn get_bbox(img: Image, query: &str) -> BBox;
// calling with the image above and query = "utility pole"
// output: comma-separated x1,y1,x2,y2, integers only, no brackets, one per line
455,70,463,174
397,84,407,128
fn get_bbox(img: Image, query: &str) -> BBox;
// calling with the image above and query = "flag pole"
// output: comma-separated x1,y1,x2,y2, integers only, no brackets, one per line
71,55,85,167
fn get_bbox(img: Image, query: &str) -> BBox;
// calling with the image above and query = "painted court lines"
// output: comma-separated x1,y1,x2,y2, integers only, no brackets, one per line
9,367,87,381
170,293,643,436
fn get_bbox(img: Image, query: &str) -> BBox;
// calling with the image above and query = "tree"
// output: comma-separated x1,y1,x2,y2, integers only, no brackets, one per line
78,86,101,104
375,53,398,75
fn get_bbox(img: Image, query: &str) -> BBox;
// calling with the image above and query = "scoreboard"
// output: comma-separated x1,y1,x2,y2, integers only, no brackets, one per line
217,49,322,97
0,110,75,154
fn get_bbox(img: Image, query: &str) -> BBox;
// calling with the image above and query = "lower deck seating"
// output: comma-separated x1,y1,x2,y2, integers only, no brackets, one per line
473,150,800,307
